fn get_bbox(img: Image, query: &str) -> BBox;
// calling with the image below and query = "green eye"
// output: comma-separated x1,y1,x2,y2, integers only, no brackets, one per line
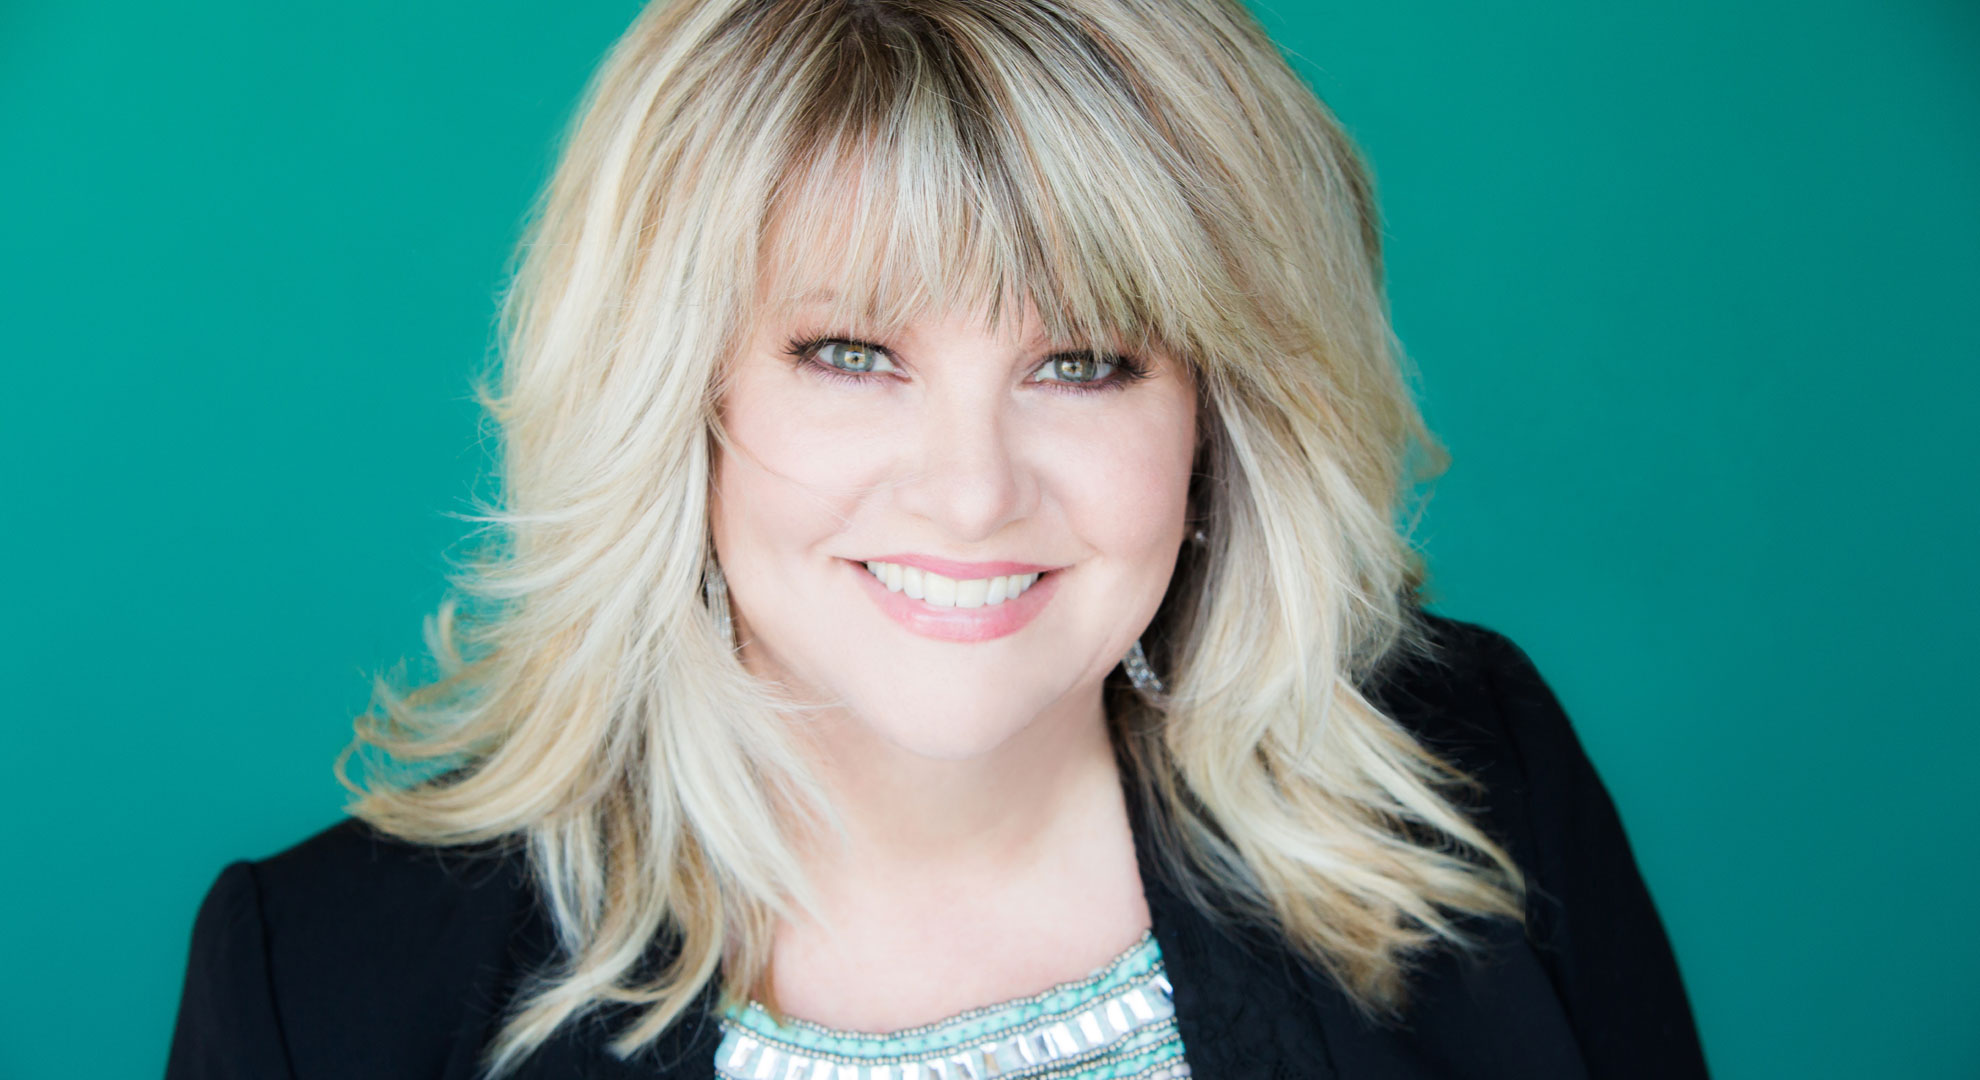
818,341,893,374
1032,353,1116,384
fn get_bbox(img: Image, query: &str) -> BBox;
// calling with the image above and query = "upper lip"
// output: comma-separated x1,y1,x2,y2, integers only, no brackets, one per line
853,553,1061,578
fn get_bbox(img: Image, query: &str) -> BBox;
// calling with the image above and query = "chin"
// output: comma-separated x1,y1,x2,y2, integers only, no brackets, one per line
849,689,1061,762
751,632,1100,762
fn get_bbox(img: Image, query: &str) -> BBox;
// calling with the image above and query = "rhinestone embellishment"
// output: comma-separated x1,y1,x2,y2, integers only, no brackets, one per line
1122,639,1166,700
713,930,1191,1080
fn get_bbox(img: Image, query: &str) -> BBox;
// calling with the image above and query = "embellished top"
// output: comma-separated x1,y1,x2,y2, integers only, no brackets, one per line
712,928,1192,1080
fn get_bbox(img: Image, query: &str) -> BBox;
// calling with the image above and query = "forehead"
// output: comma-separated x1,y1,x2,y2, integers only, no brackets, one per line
758,270,1055,343
751,171,1161,356
755,167,1014,328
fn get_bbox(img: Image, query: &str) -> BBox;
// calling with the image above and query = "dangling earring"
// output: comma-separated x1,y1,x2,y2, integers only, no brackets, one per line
1122,519,1197,705
703,556,734,651
1122,638,1167,703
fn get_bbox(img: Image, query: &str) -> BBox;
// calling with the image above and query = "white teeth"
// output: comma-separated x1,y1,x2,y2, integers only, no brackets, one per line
955,577,987,608
860,562,1044,608
924,572,957,606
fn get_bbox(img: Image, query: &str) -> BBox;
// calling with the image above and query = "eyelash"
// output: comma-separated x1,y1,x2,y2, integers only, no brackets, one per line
780,334,1152,395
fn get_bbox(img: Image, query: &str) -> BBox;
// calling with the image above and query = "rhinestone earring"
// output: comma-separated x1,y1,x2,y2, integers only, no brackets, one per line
703,556,734,651
1122,638,1167,703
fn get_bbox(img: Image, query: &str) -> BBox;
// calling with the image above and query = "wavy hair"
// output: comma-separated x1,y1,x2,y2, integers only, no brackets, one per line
337,0,1526,1074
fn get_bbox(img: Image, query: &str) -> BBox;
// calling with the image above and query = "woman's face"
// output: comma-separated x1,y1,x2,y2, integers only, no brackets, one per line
711,289,1197,761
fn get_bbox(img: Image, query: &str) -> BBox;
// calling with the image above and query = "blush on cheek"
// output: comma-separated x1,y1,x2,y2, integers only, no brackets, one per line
721,359,898,501
1060,409,1196,554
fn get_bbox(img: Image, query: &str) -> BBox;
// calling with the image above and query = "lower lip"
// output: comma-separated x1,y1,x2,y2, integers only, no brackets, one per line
846,560,1062,642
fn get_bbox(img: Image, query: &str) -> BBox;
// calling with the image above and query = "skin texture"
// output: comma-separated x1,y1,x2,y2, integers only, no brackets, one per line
709,279,1199,1028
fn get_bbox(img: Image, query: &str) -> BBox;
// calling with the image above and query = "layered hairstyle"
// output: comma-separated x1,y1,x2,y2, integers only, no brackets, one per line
339,0,1526,1074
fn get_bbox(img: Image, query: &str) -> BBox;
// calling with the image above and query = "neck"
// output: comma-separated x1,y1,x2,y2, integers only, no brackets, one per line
788,690,1124,881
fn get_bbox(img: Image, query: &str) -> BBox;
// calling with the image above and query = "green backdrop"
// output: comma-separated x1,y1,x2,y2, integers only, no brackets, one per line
3,1,1974,1076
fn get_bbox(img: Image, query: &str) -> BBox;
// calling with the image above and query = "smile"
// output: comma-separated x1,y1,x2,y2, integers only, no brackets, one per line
844,556,1063,642
860,560,1042,608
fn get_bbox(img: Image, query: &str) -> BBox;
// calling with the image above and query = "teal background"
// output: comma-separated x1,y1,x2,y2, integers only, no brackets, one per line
2,1,1973,1075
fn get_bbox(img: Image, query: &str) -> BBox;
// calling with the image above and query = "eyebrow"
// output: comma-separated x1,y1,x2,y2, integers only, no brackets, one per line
777,289,1121,355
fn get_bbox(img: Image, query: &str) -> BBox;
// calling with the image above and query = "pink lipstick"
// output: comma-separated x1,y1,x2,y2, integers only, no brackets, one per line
844,557,1063,642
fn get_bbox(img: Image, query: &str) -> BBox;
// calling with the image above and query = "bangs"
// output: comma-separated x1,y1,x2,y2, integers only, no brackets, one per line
743,0,1254,370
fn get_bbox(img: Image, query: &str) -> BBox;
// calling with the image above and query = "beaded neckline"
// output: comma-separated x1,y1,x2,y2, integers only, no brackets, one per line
734,928,1159,1038
713,928,1191,1079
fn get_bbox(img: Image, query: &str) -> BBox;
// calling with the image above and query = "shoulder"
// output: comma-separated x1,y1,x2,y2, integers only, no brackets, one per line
1368,610,1712,1077
249,816,535,942
169,817,549,1079
1366,608,1603,892
1151,610,1710,1076
1370,607,1576,782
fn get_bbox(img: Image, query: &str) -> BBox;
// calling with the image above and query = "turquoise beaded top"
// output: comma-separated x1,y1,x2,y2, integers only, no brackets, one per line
712,928,1192,1080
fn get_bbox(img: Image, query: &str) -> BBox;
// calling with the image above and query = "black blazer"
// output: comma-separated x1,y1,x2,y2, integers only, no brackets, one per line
166,613,1710,1079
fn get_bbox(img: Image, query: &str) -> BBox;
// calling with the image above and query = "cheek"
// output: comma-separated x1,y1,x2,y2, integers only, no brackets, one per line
714,367,892,556
1037,394,1196,565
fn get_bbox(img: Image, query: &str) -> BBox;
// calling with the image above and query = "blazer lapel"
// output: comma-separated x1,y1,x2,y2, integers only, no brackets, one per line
523,986,722,1079
1123,772,1343,1080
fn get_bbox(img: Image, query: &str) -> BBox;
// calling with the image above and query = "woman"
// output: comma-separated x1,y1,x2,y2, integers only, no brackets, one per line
167,0,1708,1076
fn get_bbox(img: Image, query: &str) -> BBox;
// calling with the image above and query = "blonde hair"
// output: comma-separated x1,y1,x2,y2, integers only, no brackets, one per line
338,0,1526,1074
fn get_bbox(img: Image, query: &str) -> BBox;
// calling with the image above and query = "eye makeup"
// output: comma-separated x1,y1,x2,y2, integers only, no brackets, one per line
780,333,1152,395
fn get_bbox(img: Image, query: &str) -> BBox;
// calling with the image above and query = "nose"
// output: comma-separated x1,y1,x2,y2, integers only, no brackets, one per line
892,386,1036,543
